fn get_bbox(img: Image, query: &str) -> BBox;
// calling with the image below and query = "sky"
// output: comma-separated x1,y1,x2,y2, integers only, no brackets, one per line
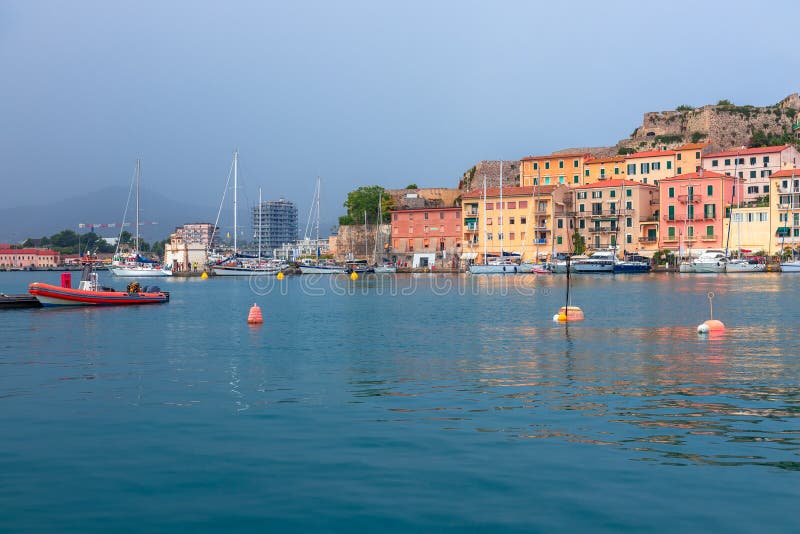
2,0,799,234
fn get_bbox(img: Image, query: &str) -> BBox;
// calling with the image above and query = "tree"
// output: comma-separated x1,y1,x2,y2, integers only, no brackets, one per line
571,229,585,255
119,230,132,245
339,186,394,225
405,183,418,189
717,99,733,106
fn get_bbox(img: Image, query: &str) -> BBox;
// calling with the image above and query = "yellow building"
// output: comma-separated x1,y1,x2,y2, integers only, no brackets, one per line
583,156,626,184
462,184,573,262
573,179,660,254
520,154,588,187
722,207,771,255
623,142,709,186
769,168,800,254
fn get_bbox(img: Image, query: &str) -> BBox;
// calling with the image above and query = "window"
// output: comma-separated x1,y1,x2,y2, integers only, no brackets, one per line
579,204,585,212
677,167,682,174
577,192,587,199
393,239,399,249
641,162,650,174
677,153,682,161
423,238,430,248
712,160,719,167
559,176,565,184
424,225,429,233
533,162,538,170
585,169,590,177
487,233,493,240
627,164,637,175
738,158,745,165
409,213,414,220
519,201,528,209
707,185,713,196
486,219,492,226
614,166,620,175
706,225,714,237
497,217,502,225
573,175,579,184
507,201,516,209
626,217,632,228
759,212,768,222
626,189,632,197
579,219,585,229
627,234,632,244
393,213,397,221
687,205,694,220
668,205,675,220
545,162,550,170
610,190,616,198
557,236,563,245
538,201,547,211
666,161,672,170
724,159,731,165
439,211,444,219
750,171,756,179
695,152,701,159
668,226,676,238
544,177,551,184
424,212,429,220
763,185,769,193
557,219,563,228
592,191,603,199
763,156,770,165
559,160,564,169
509,232,515,240
668,187,675,198
573,159,579,168
704,204,715,219
750,157,756,165
520,216,526,224
592,202,602,215
687,226,694,238
626,201,632,209
486,203,493,210
747,186,758,194
509,217,515,225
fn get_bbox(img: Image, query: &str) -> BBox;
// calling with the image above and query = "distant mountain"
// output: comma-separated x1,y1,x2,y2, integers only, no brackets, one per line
0,186,216,243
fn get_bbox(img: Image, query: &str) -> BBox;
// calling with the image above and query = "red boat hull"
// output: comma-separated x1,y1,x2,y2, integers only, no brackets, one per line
28,282,169,307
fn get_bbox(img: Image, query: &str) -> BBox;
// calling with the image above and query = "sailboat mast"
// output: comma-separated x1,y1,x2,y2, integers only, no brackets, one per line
233,150,238,254
258,187,262,260
499,160,504,258
135,158,140,253
482,176,487,264
364,210,368,260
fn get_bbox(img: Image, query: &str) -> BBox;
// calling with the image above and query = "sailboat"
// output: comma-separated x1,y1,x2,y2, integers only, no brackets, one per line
109,159,172,277
780,168,800,273
726,168,766,272
299,177,348,274
373,192,396,273
212,151,286,276
469,164,519,274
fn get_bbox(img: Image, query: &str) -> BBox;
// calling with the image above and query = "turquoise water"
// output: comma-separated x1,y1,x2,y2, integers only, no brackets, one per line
1,271,799,532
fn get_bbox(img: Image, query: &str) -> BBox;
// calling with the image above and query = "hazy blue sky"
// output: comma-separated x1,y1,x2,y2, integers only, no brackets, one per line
2,0,799,231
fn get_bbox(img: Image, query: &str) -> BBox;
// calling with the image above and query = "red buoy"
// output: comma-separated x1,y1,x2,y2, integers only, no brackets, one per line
247,303,263,324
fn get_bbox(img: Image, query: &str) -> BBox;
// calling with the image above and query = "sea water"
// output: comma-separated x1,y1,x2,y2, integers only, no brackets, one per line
1,271,799,532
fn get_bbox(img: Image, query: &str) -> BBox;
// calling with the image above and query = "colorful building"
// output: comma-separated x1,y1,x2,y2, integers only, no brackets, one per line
0,248,60,269
461,184,573,262
701,145,800,203
722,207,771,256
623,143,708,186
573,179,660,254
769,168,800,255
658,170,735,252
389,207,463,266
583,156,626,185
520,154,588,187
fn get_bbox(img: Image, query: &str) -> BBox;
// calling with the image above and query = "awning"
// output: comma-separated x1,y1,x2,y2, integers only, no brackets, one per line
460,252,478,260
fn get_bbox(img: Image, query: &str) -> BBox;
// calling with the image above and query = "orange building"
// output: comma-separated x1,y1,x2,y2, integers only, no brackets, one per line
583,156,626,184
0,248,60,269
520,154,589,187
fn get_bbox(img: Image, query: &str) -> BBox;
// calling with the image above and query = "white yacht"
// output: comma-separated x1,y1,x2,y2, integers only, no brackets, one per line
726,258,766,273
572,250,616,273
692,250,728,273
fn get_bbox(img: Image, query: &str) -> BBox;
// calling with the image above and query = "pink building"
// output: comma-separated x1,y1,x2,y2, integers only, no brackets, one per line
701,145,800,203
0,248,60,269
390,207,462,262
658,171,734,252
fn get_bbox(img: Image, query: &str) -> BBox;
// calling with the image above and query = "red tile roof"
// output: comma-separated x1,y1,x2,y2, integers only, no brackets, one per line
0,249,59,255
771,168,800,178
574,179,654,190
586,156,626,164
520,153,588,162
625,149,676,159
658,170,731,182
676,142,710,151
704,145,792,159
462,185,559,198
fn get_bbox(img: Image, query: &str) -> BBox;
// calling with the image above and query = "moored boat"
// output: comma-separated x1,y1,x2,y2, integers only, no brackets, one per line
29,267,169,307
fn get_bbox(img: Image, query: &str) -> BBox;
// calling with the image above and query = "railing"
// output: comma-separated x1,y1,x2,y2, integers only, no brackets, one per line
638,237,658,243
677,194,703,203
662,236,679,243
663,214,715,222
464,225,479,232
701,234,717,241
639,216,659,223
531,238,547,245
589,226,616,233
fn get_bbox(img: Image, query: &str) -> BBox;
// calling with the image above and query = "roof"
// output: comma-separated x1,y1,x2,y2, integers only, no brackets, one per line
704,145,792,159
771,168,800,178
520,153,588,162
585,156,626,164
0,248,59,255
676,142,711,151
462,185,559,199
658,170,731,182
625,149,676,159
574,179,655,190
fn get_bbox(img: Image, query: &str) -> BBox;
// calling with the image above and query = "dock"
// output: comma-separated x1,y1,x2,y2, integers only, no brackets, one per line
0,294,42,309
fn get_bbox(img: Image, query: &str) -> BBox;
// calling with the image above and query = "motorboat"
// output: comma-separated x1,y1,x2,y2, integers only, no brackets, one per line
518,262,550,274
29,267,169,307
780,259,800,273
299,262,348,274
572,250,616,273
468,259,521,274
614,255,652,273
551,255,588,273
213,257,287,276
692,250,728,273
726,258,766,273
110,254,172,277
374,263,397,274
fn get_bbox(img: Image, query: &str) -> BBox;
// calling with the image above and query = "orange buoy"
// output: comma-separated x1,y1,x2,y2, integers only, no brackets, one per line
697,292,724,334
247,303,263,324
555,305,584,322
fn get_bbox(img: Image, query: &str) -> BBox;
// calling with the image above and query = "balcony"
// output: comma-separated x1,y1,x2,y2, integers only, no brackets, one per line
639,216,659,223
589,226,616,233
662,236,679,243
587,209,633,218
677,194,703,203
638,237,658,243
464,225,479,233
663,213,715,222
532,238,547,245
701,234,718,241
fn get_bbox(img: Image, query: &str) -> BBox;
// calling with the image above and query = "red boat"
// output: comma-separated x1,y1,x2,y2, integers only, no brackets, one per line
29,269,169,307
